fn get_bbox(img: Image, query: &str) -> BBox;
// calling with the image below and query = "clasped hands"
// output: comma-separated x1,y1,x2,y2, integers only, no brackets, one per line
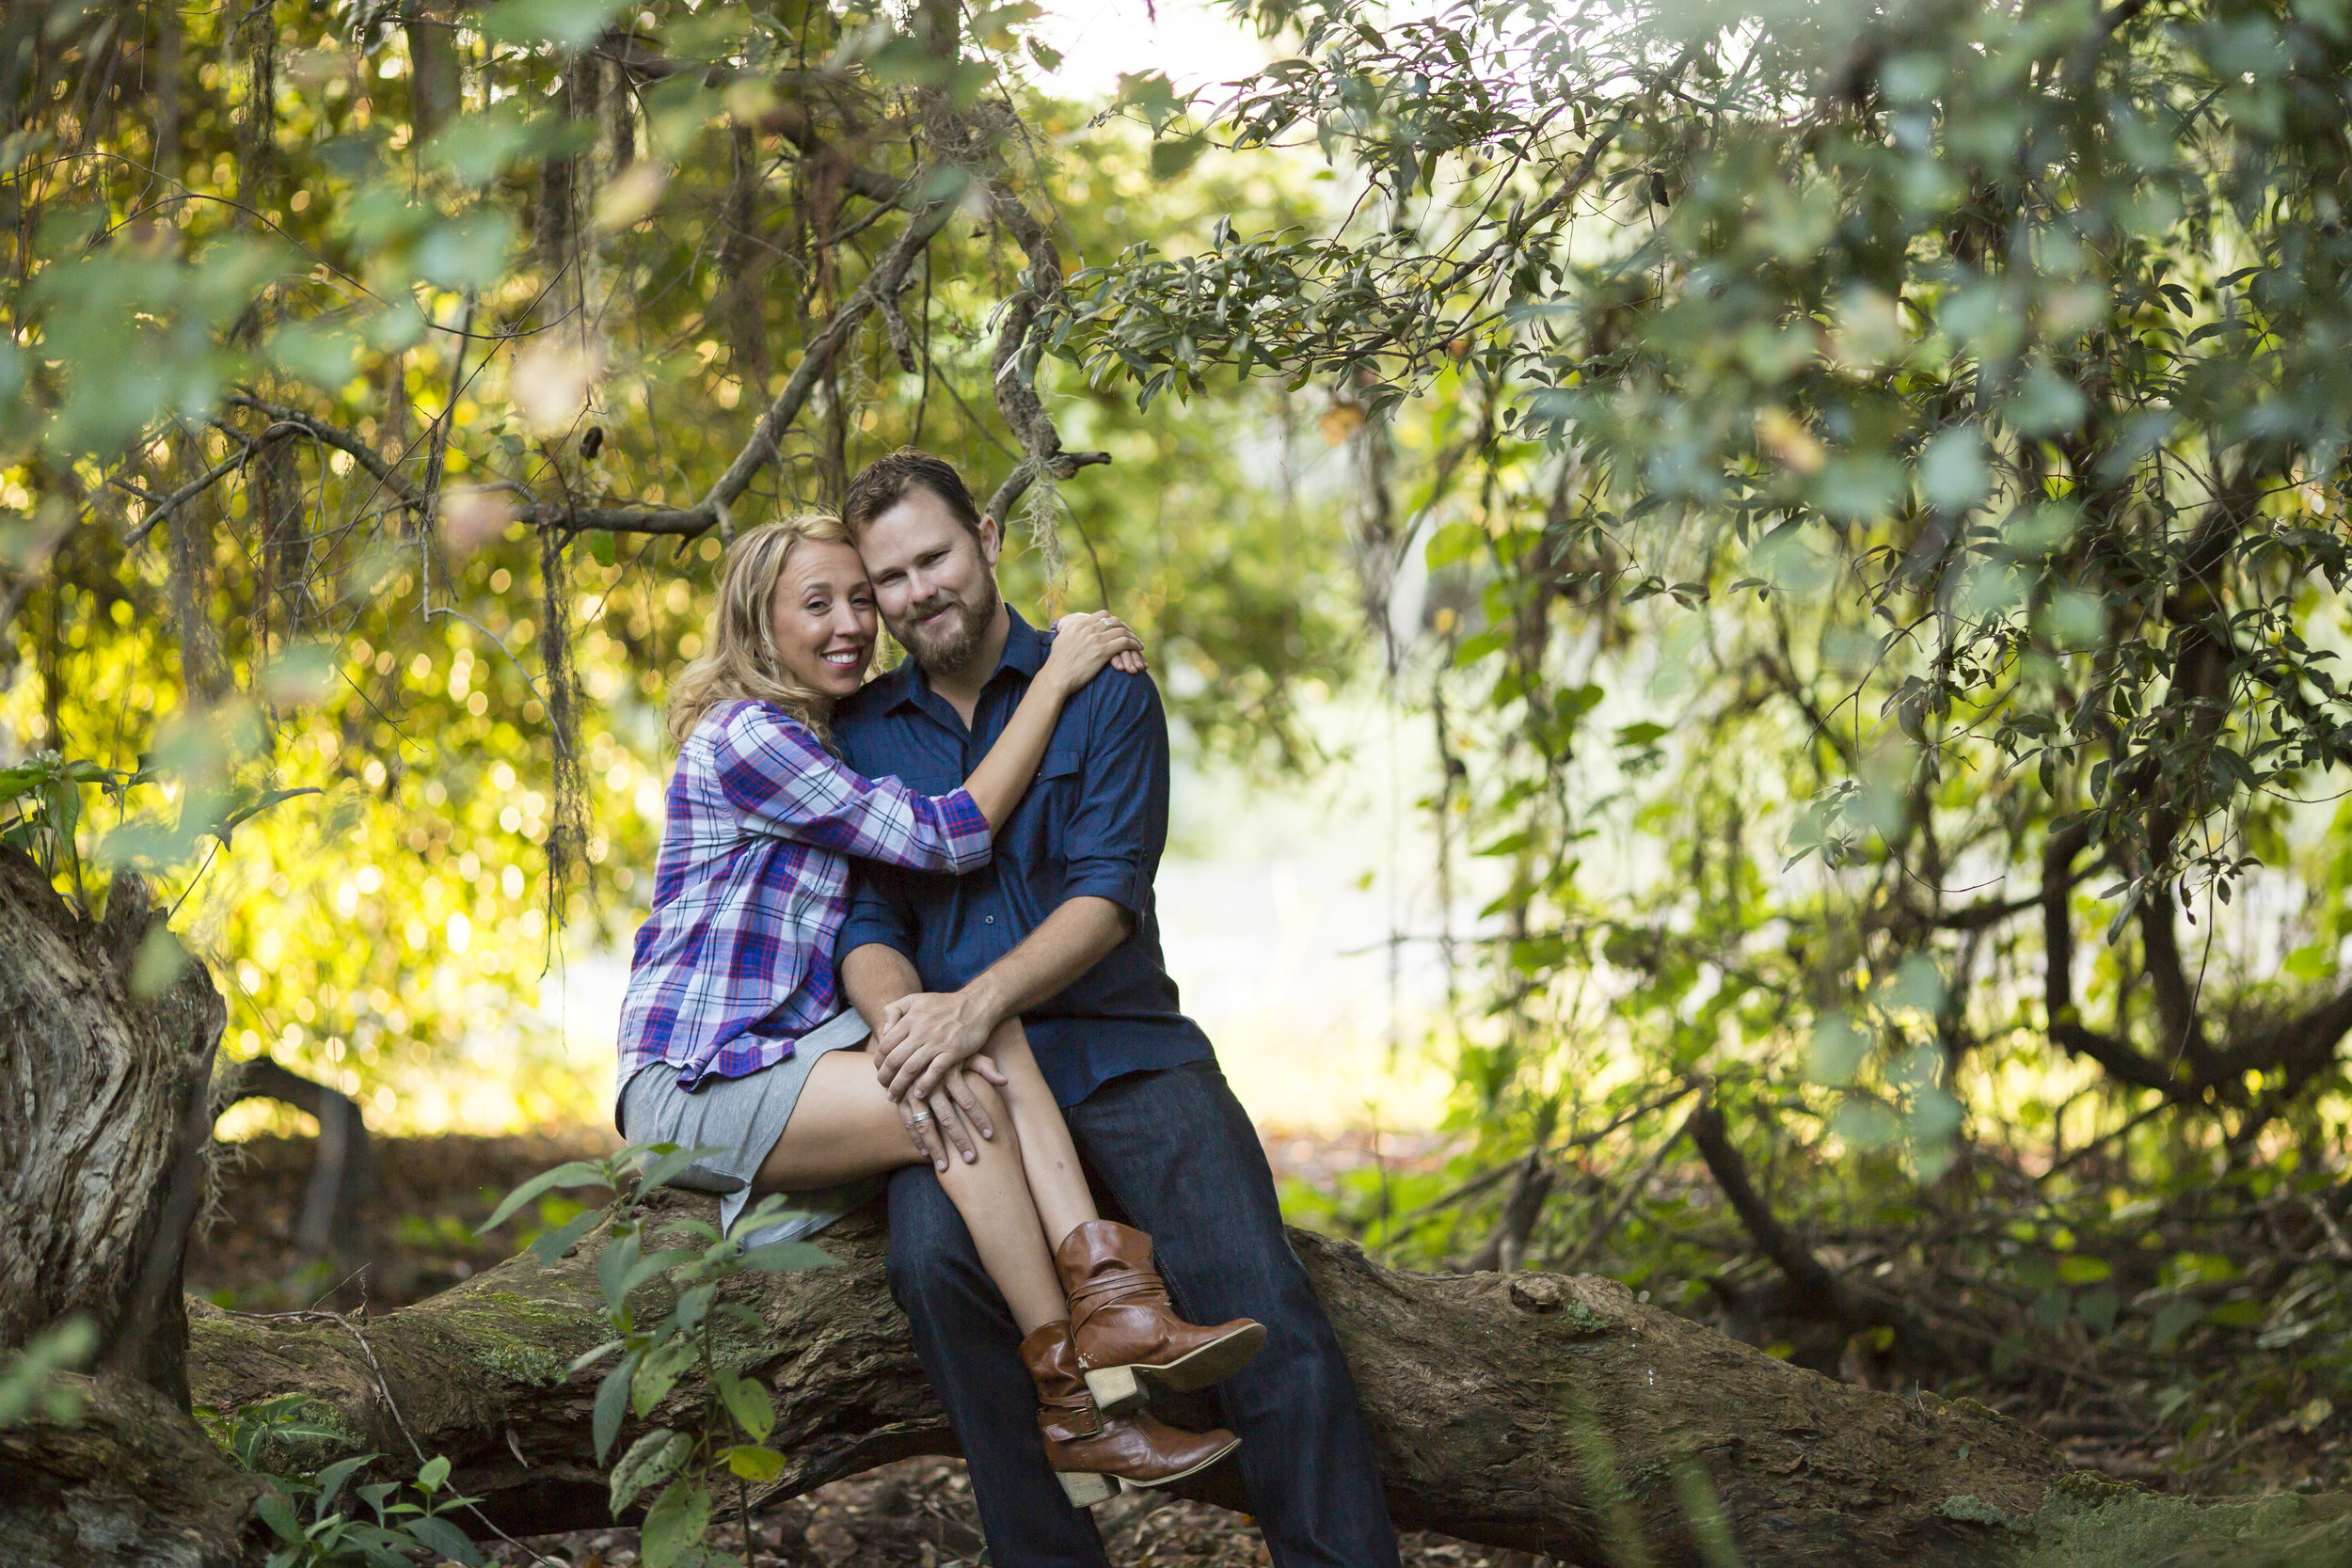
876,986,1005,1172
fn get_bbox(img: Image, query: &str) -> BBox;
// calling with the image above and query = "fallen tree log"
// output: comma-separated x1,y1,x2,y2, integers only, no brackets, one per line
9,853,2352,1567
165,1196,2352,1568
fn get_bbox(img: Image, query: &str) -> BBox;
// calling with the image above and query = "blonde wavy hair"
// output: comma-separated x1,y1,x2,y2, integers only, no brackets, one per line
666,513,863,746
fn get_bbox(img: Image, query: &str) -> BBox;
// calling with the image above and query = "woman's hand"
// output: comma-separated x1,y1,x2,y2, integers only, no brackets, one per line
1041,611,1146,696
897,1061,1007,1171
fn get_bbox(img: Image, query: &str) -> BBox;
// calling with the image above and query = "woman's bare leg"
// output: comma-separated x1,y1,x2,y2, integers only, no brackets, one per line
750,1052,1068,1332
979,1019,1099,1249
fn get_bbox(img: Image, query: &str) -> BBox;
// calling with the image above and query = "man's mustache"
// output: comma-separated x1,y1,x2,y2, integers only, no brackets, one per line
902,594,961,629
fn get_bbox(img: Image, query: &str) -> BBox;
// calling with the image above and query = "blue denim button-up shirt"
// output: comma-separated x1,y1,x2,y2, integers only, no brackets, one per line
832,607,1214,1107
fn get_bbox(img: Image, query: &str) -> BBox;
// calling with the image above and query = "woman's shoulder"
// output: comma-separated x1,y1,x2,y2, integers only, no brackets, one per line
706,698,822,745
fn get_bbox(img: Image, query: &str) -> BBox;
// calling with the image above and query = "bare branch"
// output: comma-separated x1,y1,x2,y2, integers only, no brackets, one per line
978,182,1112,524
223,394,421,508
116,444,250,548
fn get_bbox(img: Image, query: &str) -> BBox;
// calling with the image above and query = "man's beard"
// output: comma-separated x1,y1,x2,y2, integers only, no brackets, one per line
895,574,1001,674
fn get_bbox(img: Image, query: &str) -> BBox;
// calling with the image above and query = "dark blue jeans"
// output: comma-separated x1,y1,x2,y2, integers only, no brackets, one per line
884,1058,1401,1568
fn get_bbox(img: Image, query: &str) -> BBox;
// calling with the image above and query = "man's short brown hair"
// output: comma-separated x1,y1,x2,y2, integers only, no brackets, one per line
842,449,987,541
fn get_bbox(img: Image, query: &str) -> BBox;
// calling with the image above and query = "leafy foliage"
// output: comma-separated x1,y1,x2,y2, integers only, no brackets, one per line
1,0,1353,1123
482,1141,834,1568
198,1396,483,1568
1063,0,2352,1482
0,1314,95,1431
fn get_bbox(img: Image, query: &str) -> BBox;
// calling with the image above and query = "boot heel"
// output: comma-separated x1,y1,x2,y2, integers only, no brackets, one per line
1083,1364,1144,1415
1057,1470,1117,1507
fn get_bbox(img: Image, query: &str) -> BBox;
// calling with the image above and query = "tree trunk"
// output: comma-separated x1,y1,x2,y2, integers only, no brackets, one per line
210,1054,377,1267
8,854,2352,1568
0,847,261,1562
0,851,222,1405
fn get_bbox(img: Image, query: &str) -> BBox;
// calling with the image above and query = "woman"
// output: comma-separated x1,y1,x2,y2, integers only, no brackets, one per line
616,514,1263,1505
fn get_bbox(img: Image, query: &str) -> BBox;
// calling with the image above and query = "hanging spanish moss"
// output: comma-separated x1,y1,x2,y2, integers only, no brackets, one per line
1017,467,1069,619
536,526,592,933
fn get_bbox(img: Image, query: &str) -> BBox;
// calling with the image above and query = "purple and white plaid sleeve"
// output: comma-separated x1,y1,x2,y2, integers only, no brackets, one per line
712,705,991,873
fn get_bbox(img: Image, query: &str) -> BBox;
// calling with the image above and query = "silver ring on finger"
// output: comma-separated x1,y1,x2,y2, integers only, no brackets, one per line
910,1111,933,1123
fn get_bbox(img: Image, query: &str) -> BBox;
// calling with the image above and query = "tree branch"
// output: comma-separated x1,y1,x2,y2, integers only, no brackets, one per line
978,182,1110,525
1688,1097,1848,1324
526,193,961,537
224,393,422,510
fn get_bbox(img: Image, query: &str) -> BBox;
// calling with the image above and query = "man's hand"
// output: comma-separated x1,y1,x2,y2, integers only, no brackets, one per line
876,985,1005,1101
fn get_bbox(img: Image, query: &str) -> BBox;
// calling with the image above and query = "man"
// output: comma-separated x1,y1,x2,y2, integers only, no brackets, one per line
830,449,1400,1568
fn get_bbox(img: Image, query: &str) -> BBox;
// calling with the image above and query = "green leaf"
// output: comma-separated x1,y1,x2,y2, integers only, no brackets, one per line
1830,1098,1903,1150
410,212,517,290
2149,1297,2201,1350
714,1367,774,1443
633,1143,728,1199
593,1349,642,1464
2008,363,2088,436
415,1454,450,1495
640,1479,713,1568
479,0,627,49
401,1513,485,1567
256,1489,305,1544
599,1227,644,1310
1917,425,1989,511
313,1454,375,1518
621,1249,698,1300
1117,71,1186,132
1424,519,1486,567
632,1336,696,1418
609,1427,692,1516
480,1162,612,1235
567,1338,626,1377
268,323,361,388
1805,1016,1870,1087
1150,135,1207,181
527,1208,607,1265
723,1444,786,1483
214,784,322,847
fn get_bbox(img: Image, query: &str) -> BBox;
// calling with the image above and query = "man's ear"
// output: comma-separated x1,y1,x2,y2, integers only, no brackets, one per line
977,515,1002,571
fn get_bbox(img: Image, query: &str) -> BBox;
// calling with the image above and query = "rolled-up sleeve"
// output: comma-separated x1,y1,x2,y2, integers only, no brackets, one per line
837,863,919,965
1060,673,1167,922
713,705,991,874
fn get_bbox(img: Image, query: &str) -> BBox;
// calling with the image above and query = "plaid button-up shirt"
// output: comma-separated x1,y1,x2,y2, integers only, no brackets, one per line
615,699,992,1099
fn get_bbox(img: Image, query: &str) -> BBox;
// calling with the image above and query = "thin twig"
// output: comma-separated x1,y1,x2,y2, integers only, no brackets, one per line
1558,1106,1700,1275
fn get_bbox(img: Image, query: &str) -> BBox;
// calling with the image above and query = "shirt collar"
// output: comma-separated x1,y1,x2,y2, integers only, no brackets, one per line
882,603,1045,714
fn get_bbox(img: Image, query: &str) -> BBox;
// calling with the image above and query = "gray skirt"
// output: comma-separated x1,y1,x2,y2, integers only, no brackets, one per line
619,1008,882,1249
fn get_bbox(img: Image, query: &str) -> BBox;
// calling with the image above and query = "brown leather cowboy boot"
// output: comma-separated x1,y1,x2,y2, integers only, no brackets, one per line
1054,1219,1267,1415
1019,1319,1241,1507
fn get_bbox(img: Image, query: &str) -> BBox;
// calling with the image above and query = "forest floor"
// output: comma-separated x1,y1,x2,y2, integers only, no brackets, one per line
188,1125,2340,1565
